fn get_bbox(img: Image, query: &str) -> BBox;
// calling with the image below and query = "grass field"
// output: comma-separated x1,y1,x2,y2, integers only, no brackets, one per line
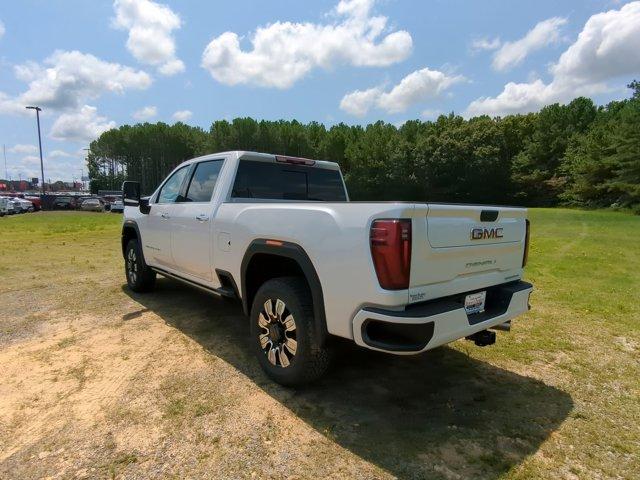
0,209,638,479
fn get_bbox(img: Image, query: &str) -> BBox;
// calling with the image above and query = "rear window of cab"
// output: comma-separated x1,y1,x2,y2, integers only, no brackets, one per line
231,160,346,201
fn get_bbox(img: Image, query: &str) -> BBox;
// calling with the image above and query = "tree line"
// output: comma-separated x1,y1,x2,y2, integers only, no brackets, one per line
87,81,640,212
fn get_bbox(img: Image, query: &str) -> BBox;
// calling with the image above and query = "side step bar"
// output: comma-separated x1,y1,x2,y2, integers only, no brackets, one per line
151,267,238,299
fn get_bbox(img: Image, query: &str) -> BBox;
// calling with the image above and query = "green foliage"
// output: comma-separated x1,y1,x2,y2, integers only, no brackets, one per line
561,82,640,211
512,97,598,205
87,82,640,211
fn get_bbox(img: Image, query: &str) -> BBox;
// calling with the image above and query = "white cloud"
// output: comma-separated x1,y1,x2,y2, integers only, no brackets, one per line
340,67,465,116
470,37,501,52
492,17,567,72
4,144,85,183
551,3,640,83
20,155,42,166
0,20,5,39
339,87,382,117
113,0,184,76
6,154,85,183
0,50,152,114
201,0,412,89
50,105,116,143
466,2,640,117
8,144,38,154
172,109,192,122
0,92,26,116
49,150,74,158
132,105,157,120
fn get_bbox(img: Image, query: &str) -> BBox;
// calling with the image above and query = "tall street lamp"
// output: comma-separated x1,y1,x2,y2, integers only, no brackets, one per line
26,106,45,195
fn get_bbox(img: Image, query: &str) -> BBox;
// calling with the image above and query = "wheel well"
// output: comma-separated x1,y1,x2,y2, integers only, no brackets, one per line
121,226,138,257
244,254,308,311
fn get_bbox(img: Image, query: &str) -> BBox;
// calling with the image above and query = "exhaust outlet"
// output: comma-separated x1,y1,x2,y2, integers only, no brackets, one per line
491,320,511,332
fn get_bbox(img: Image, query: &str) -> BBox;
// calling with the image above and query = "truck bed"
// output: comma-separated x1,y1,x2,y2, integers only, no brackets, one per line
215,200,528,339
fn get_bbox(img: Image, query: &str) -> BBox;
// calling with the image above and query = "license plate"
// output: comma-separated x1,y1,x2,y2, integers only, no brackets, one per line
464,291,486,314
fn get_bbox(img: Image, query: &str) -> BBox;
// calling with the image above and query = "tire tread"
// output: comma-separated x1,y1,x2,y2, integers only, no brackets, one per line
251,276,331,386
125,238,156,292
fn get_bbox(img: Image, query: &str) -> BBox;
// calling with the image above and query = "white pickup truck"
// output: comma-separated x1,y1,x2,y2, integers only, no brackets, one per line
121,151,532,385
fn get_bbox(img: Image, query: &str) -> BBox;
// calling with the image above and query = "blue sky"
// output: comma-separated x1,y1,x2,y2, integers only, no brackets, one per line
1,0,639,181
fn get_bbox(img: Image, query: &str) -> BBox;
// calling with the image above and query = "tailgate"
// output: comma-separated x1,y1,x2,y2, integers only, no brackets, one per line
409,204,527,303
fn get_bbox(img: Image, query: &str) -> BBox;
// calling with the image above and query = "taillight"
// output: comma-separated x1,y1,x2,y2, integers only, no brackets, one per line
522,219,530,267
370,219,412,290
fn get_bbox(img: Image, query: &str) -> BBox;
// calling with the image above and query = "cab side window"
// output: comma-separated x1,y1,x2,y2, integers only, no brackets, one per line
184,160,224,203
157,166,189,204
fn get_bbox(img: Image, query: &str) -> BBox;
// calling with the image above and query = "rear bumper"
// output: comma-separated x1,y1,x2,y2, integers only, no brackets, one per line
352,281,533,354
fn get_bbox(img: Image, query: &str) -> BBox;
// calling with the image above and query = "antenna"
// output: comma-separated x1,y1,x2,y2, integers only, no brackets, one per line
3,144,7,180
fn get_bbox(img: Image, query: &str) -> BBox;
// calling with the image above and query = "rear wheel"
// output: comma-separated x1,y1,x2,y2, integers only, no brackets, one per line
125,239,156,292
250,277,332,386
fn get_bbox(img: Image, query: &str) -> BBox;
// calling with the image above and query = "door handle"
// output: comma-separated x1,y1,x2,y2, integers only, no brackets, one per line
160,212,170,219
195,214,209,222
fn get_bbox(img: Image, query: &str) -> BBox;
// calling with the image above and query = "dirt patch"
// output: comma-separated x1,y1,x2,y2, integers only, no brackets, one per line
0,282,573,479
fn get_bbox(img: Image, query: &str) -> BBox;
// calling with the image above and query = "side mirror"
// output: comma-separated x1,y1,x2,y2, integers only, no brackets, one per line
122,181,140,206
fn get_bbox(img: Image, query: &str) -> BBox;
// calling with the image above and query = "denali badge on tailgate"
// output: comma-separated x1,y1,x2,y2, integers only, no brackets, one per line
471,227,504,240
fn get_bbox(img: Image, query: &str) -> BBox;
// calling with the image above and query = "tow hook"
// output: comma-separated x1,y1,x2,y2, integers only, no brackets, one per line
466,329,496,347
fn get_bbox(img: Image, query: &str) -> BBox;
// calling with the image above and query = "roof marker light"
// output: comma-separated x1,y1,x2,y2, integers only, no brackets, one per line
275,155,316,166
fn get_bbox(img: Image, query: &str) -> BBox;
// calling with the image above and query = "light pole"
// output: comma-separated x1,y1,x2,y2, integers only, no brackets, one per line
3,144,7,180
26,106,45,195
83,148,90,191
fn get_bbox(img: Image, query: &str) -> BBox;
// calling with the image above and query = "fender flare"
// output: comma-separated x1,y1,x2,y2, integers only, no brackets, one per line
241,239,328,344
121,220,147,264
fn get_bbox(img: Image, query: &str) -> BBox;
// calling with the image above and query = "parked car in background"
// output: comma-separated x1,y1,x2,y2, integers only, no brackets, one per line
0,197,8,216
110,197,124,213
7,200,21,214
80,198,105,212
12,197,34,213
103,195,118,211
51,197,76,210
97,197,109,211
23,195,42,211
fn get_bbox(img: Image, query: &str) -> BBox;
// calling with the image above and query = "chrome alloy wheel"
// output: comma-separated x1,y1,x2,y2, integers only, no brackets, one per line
258,298,297,368
126,247,138,284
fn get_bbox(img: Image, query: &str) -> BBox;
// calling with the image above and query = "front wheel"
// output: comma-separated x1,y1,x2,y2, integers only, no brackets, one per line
125,239,156,292
250,277,332,386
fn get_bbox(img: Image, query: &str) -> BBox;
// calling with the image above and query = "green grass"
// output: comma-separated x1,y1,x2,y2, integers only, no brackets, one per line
0,209,638,479
0,211,123,327
470,208,640,478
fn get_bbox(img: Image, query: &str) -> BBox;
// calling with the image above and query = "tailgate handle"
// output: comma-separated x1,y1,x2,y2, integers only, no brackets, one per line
480,210,499,222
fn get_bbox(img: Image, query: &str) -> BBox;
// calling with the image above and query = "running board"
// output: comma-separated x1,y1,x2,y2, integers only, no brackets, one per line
151,267,237,299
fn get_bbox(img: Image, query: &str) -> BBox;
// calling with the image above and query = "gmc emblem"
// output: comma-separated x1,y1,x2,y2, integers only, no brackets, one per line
471,227,504,240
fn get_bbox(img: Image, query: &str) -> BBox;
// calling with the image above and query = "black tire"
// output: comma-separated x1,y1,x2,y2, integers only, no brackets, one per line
250,277,332,386
125,238,156,292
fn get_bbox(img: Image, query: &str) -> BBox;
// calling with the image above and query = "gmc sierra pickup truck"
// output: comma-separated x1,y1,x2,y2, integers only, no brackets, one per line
121,151,532,386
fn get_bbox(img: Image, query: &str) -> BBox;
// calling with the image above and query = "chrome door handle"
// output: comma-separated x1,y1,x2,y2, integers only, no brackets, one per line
161,212,170,219
195,214,209,222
